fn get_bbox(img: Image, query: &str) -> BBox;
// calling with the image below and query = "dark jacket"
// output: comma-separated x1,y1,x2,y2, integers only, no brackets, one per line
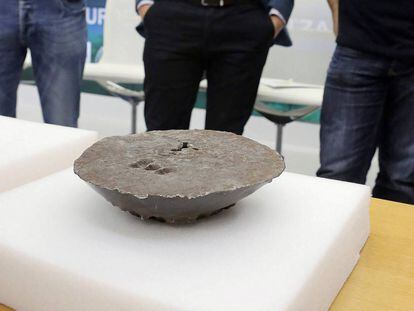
135,0,294,46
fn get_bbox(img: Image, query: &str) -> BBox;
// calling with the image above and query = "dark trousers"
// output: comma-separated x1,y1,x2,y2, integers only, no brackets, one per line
317,45,414,205
142,0,273,135
0,0,87,127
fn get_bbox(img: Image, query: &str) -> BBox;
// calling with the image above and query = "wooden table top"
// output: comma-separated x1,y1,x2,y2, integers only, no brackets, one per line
330,198,414,310
1,198,413,311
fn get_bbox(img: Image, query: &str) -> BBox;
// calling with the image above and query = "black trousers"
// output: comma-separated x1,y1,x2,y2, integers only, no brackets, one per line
143,0,273,135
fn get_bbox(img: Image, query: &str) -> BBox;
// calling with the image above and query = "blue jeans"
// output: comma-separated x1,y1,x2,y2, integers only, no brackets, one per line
318,45,414,205
0,0,87,127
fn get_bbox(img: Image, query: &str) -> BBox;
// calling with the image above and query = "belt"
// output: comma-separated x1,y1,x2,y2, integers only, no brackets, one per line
187,0,257,7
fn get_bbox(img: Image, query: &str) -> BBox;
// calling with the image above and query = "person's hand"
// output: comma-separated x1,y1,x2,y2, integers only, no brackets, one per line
270,15,285,38
138,4,152,20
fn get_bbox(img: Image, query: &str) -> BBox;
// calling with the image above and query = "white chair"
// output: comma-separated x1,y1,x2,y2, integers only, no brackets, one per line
254,78,323,153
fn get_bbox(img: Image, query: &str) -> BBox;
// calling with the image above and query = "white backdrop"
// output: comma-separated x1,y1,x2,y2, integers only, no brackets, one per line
264,0,336,84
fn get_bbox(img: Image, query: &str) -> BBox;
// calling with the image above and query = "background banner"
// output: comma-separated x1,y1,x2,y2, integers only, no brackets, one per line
85,0,106,63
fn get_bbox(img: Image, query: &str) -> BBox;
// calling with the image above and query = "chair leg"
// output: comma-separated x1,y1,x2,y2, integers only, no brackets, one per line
276,124,284,154
131,100,138,134
97,80,144,135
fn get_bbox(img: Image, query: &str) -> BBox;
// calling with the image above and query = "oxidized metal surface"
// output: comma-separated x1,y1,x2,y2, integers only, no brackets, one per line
74,130,285,224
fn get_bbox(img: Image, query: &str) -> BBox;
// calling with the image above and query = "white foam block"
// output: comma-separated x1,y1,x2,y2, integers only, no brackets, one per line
0,169,370,311
0,116,98,192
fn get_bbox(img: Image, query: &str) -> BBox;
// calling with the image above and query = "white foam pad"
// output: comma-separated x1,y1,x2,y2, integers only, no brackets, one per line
0,116,98,192
0,169,370,311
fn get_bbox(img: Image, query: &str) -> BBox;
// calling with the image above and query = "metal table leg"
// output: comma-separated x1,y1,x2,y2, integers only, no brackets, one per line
130,99,138,134
98,80,145,134
254,101,319,154
276,124,284,154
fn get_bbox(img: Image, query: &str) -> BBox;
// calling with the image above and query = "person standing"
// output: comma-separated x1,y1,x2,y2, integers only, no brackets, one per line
136,0,294,135
318,0,414,204
0,0,87,127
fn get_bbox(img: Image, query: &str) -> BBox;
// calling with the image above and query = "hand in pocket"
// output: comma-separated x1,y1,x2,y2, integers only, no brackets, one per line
139,4,153,20
270,15,285,38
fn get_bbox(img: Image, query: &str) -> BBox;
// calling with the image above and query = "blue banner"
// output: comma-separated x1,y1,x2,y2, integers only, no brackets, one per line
85,0,106,63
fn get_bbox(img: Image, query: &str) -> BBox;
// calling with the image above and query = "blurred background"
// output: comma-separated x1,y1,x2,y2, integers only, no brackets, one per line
16,0,379,185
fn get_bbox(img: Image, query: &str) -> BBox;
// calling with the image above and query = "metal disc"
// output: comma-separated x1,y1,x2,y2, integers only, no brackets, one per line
74,130,285,224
